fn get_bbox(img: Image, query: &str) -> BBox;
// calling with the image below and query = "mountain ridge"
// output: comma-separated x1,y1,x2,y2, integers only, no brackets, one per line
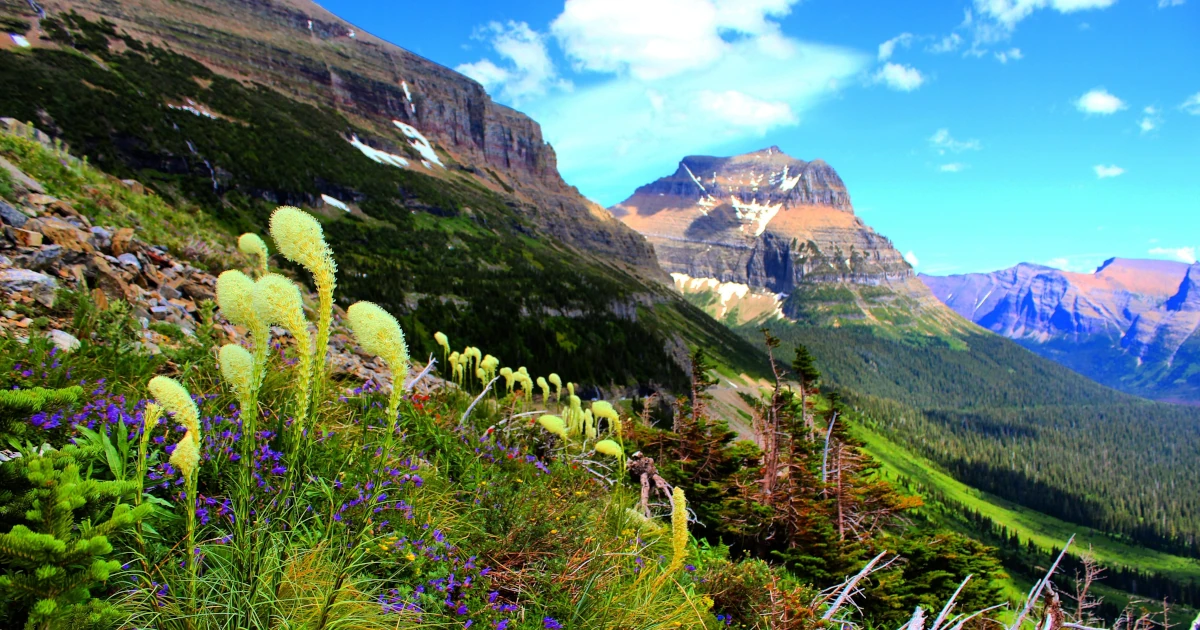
29,0,662,273
921,258,1200,402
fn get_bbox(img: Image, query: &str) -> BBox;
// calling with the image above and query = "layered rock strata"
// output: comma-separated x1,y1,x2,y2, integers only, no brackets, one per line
612,147,914,294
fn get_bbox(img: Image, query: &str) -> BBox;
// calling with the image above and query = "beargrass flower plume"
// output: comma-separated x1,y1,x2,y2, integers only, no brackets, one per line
584,409,596,440
567,382,575,399
537,415,568,440
499,367,515,394
219,344,254,406
670,487,688,567
476,367,488,387
347,301,410,423
217,269,270,394
254,273,315,440
548,373,562,402
269,206,336,381
238,232,270,277
481,354,499,380
448,351,462,383
537,376,550,401
464,346,482,372
434,331,450,363
148,376,199,437
567,395,583,436
595,439,623,459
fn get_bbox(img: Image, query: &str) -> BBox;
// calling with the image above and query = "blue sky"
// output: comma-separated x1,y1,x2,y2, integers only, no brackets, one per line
319,0,1200,275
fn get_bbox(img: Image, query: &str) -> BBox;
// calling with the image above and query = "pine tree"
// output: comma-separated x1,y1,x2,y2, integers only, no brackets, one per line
0,443,150,629
791,344,821,391
0,387,83,442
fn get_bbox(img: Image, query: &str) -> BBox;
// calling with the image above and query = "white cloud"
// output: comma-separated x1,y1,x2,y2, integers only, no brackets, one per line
874,63,926,91
904,251,920,267
699,90,797,129
878,33,914,61
462,0,869,204
927,33,963,53
1139,106,1161,133
994,47,1022,63
1074,88,1126,115
456,21,568,104
967,0,1115,54
930,129,982,154
1149,246,1197,264
1182,92,1200,115
939,162,968,172
1093,164,1124,178
1158,0,1185,7
974,0,1116,29
549,0,799,80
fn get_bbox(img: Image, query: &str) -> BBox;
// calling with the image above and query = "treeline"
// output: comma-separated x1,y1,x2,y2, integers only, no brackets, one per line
940,495,1200,614
753,323,1200,557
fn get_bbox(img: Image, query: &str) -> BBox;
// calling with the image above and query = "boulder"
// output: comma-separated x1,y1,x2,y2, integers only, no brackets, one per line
18,244,65,271
116,253,141,270
48,329,80,353
0,268,58,306
111,228,136,255
0,199,27,228
26,217,95,253
89,255,131,300
0,156,45,194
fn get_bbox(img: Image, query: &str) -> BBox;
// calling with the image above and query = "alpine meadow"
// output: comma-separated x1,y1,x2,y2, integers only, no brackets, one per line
0,1,1198,629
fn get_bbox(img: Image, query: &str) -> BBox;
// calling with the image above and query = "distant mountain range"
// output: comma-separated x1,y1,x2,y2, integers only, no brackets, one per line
922,259,1200,403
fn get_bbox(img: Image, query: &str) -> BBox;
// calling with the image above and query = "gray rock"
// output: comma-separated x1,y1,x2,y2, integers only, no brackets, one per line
18,245,65,271
0,199,27,228
89,226,112,250
48,329,80,353
159,284,181,300
0,156,45,194
0,268,58,307
150,305,171,320
116,253,141,270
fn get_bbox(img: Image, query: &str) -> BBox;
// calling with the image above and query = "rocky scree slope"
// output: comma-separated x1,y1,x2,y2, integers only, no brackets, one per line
19,0,659,271
922,258,1200,402
612,147,961,331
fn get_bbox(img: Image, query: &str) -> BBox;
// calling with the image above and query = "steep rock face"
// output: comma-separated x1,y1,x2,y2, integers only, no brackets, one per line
922,259,1200,401
34,0,659,270
1123,263,1200,364
612,147,913,294
921,259,1189,341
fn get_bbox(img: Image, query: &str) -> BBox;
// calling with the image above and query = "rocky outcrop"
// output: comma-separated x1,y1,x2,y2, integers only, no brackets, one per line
30,0,658,270
0,141,424,387
612,147,913,294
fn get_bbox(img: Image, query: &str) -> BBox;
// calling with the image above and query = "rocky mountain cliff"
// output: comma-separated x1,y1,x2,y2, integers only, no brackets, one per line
21,0,658,270
922,259,1200,402
613,147,912,291
612,147,965,331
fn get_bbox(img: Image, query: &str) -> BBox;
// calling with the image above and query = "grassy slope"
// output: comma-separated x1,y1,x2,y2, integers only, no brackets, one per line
852,427,1200,583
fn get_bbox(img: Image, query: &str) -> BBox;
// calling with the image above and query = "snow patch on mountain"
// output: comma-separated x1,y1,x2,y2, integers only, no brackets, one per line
393,121,443,167
348,134,410,168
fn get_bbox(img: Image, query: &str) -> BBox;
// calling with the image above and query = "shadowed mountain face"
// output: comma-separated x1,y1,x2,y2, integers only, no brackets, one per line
922,259,1200,402
29,0,659,271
